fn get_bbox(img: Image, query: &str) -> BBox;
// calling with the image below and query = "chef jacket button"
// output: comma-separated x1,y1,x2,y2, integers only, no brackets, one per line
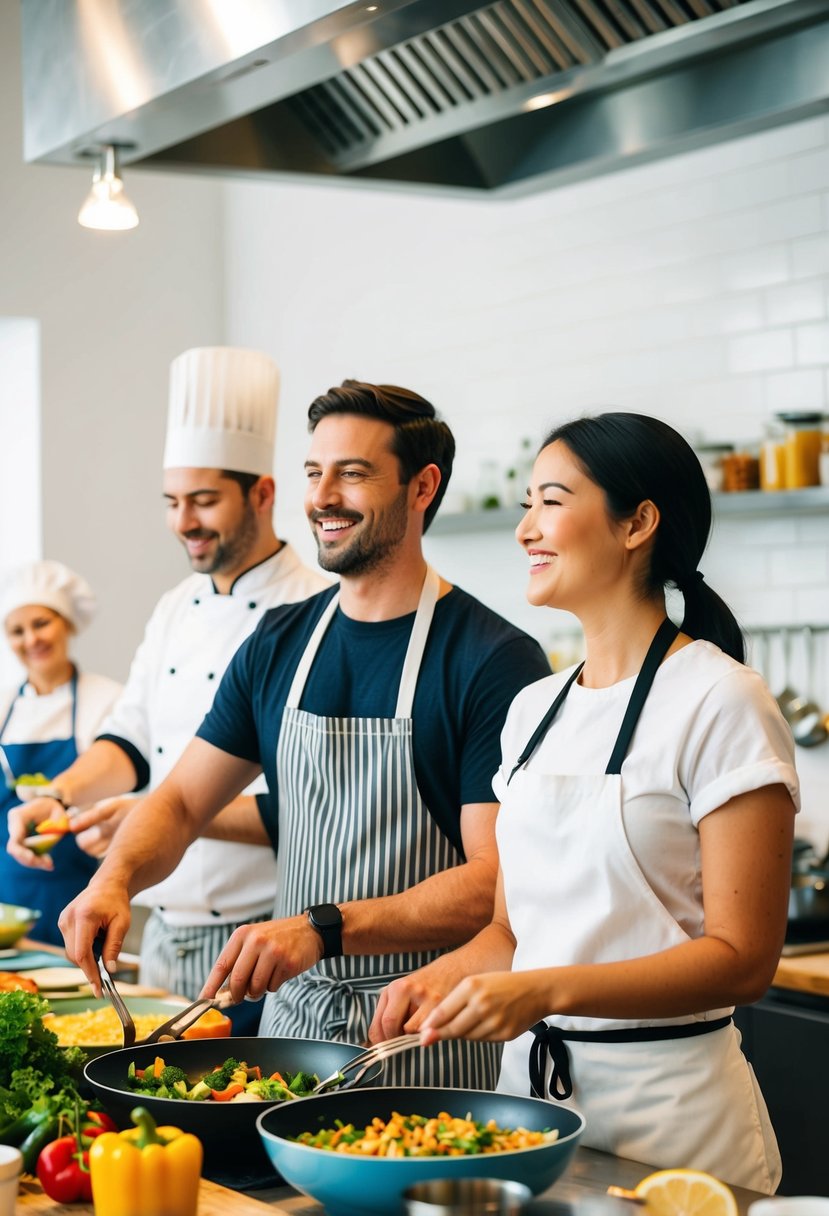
156,746,163,754
207,672,215,680
193,597,200,605
248,601,257,609
169,667,176,675
210,910,221,917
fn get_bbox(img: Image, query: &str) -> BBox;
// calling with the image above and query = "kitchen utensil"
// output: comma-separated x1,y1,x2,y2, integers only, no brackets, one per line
84,1035,383,1184
257,1086,585,1216
138,986,235,1045
311,1032,422,1093
789,870,829,926
404,1177,533,1216
97,953,136,1047
776,629,800,722
0,902,41,948
787,628,827,747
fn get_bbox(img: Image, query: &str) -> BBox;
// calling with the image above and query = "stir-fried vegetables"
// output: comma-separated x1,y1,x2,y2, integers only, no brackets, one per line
125,1055,328,1103
293,1111,560,1157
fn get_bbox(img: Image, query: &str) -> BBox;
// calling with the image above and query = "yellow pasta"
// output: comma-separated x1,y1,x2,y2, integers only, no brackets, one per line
44,1007,180,1047
294,1111,560,1156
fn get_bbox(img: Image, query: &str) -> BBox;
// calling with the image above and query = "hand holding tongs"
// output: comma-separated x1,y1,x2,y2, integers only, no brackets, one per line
311,1033,423,1094
96,942,235,1048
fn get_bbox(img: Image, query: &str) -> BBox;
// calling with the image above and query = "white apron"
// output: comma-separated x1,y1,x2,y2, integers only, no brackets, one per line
258,567,500,1089
497,619,781,1193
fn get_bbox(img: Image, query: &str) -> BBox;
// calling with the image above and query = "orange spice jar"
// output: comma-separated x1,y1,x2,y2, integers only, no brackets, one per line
777,412,823,489
722,449,760,493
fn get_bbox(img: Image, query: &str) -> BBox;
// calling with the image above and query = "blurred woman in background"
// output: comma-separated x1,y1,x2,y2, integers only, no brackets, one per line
0,560,121,945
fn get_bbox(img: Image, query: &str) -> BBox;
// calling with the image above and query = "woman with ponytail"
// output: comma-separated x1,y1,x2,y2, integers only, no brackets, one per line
372,413,798,1192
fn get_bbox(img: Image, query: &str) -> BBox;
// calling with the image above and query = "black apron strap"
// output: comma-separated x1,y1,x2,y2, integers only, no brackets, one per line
507,663,584,785
605,617,679,775
529,1015,733,1102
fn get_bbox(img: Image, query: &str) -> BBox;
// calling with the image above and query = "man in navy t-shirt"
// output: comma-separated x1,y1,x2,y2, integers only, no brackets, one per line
60,380,549,1089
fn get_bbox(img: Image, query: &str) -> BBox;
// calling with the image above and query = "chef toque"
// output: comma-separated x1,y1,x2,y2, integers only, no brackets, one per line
162,347,280,476
1,560,97,633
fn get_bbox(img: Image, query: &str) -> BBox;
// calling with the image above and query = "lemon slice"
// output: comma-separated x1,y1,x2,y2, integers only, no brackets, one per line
23,833,63,855
632,1169,737,1216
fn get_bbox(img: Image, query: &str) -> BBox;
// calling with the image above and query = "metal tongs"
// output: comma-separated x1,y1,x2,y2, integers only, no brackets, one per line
96,950,235,1048
311,1033,423,1094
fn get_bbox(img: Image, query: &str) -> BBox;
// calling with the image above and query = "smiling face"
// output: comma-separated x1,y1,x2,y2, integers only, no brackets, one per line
163,468,259,578
516,440,631,613
304,414,413,577
4,604,72,683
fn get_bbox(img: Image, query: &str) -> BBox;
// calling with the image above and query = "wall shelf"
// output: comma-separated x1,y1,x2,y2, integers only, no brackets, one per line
430,487,829,535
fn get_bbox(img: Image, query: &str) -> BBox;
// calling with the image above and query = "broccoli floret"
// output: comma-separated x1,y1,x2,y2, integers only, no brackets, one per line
247,1078,291,1101
287,1071,318,1095
159,1065,188,1088
203,1057,242,1092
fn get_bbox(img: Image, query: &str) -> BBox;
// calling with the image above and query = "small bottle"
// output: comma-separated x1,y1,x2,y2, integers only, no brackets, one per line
760,422,786,492
777,411,823,488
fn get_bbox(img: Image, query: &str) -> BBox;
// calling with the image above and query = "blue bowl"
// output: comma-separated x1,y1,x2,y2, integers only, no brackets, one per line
257,1086,585,1216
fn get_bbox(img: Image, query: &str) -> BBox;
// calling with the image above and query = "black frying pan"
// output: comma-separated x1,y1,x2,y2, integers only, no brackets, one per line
84,1035,380,1186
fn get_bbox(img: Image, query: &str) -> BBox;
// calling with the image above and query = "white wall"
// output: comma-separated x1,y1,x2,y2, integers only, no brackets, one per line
222,114,829,846
0,2,225,683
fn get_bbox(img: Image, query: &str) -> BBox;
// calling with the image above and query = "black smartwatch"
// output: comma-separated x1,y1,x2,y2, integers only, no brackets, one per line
306,903,343,960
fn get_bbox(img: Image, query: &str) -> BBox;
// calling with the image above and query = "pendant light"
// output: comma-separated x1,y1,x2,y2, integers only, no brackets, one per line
78,144,139,231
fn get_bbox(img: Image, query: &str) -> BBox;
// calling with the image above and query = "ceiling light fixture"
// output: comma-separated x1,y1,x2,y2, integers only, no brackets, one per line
78,144,139,231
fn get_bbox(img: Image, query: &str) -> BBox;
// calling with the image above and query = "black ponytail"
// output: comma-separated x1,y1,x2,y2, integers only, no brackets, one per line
541,413,745,663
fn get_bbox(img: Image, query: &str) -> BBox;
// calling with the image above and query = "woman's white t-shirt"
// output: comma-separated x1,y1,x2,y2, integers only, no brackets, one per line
493,641,799,941
0,671,123,754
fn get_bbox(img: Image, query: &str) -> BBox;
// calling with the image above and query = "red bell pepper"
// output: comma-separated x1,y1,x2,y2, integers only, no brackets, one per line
36,1132,93,1202
82,1111,119,1138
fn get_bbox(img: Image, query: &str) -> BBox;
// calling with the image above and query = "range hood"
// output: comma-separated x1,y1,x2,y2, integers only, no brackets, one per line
21,0,829,196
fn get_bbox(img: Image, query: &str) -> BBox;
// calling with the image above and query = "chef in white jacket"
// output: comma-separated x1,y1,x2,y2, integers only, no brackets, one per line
7,347,328,1029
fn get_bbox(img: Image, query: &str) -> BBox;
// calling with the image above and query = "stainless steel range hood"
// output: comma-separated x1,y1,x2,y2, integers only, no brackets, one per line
21,0,829,196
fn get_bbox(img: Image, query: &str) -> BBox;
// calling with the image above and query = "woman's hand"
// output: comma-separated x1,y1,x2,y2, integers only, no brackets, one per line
6,794,67,869
420,970,553,1045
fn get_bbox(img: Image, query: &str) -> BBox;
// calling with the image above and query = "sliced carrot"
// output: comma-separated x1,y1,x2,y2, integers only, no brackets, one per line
134,1069,145,1079
152,1056,165,1078
269,1071,287,1085
210,1083,245,1102
247,1066,262,1081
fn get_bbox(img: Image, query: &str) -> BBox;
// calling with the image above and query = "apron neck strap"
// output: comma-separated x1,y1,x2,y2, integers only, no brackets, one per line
0,668,79,743
507,618,679,785
604,617,678,775
284,567,441,716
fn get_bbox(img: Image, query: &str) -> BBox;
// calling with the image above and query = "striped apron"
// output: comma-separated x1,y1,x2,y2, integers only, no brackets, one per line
258,566,500,1089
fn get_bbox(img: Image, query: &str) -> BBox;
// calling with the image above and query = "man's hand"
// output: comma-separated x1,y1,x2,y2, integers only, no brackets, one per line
72,796,139,858
58,881,132,995
199,916,323,1005
6,795,68,870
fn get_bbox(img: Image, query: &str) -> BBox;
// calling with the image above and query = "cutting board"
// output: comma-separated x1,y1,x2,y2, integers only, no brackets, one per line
774,951,829,998
16,1175,275,1213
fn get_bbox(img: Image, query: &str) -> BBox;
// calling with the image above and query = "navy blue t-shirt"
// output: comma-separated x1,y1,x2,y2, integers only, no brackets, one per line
197,585,550,855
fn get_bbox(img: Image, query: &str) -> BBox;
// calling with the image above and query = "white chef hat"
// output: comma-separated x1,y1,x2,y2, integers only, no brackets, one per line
1,560,97,633
162,346,280,476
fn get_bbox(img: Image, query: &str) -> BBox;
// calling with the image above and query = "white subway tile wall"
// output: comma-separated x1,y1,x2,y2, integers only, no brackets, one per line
226,113,829,839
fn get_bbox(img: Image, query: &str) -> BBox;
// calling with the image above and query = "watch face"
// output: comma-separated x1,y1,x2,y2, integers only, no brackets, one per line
310,903,342,928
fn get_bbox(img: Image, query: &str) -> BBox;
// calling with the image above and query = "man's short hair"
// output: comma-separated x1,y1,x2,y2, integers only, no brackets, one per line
307,380,455,532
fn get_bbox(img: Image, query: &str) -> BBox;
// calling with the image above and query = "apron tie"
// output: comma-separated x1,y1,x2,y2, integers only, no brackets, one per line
529,1016,733,1102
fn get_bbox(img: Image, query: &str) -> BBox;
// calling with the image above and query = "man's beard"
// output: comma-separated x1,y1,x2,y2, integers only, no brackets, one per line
185,500,258,575
313,487,408,577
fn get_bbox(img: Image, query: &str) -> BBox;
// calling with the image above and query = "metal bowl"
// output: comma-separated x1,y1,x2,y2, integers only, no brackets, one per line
257,1086,585,1216
0,902,41,948
84,1035,380,1185
789,870,829,925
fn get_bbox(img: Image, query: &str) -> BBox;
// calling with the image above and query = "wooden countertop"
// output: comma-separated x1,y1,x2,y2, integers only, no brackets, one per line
773,950,829,998
15,1146,767,1215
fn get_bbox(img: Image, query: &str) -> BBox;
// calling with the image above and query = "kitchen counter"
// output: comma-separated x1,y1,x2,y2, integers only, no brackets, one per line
772,950,829,999
16,1146,767,1214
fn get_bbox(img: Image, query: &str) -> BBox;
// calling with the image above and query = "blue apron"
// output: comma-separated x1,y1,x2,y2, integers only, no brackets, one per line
0,672,97,946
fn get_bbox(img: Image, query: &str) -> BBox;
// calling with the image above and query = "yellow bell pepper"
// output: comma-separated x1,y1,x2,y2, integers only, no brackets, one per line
88,1106,202,1216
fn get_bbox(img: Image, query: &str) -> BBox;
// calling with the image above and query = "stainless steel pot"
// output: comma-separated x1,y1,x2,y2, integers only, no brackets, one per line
789,870,829,924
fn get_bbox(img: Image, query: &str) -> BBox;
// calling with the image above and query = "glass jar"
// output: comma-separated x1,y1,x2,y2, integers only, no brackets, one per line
694,443,733,493
760,421,786,492
776,412,823,489
722,448,760,493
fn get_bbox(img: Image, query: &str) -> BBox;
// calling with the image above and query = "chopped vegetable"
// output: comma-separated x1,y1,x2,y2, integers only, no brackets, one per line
125,1054,326,1103
89,1106,202,1216
293,1111,560,1156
